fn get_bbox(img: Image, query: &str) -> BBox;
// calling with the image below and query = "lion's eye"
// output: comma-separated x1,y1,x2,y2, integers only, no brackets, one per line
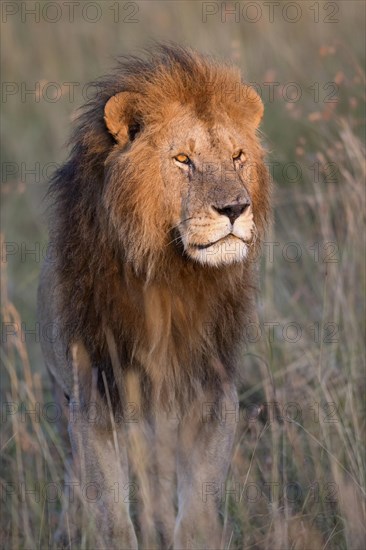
174,153,191,164
232,150,246,163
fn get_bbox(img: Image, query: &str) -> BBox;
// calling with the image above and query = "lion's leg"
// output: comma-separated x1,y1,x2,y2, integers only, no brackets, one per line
54,454,81,548
67,398,138,549
127,411,178,548
174,383,238,550
47,376,81,548
152,412,179,547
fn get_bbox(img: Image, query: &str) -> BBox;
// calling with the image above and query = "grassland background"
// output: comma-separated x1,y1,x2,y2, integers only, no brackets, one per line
1,1,365,549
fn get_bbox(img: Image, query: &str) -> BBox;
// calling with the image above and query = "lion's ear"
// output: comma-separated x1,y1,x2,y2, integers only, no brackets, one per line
240,85,264,128
104,91,141,146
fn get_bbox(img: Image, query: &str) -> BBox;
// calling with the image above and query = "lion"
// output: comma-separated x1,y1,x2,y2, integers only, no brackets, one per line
38,44,270,549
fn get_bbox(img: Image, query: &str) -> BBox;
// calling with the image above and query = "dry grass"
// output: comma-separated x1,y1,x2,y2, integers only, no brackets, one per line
1,1,365,548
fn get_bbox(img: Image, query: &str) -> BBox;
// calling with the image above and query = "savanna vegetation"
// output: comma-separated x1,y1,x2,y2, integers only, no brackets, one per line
1,1,365,548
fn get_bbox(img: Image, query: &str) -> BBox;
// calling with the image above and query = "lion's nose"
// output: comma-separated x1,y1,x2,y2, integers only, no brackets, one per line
213,200,251,225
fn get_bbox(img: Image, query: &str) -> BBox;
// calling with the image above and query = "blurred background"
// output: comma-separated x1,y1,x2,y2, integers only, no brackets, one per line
1,1,365,548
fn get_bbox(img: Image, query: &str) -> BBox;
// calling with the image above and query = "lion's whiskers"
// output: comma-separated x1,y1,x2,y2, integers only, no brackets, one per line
166,226,195,248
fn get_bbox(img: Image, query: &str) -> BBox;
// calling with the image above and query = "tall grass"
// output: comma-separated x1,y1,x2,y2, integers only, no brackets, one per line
1,1,365,548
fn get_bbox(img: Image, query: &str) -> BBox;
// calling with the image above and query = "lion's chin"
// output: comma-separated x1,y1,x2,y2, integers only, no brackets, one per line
185,235,249,267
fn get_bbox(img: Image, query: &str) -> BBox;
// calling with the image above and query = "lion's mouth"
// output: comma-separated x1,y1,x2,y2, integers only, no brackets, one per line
191,234,244,250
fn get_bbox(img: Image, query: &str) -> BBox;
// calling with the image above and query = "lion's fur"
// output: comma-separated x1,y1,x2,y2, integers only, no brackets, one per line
43,44,270,414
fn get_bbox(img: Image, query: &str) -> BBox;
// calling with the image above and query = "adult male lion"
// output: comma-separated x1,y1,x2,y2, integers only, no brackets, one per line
38,45,270,548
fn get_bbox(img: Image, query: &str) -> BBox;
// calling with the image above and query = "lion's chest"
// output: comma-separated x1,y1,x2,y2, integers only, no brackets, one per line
132,284,214,384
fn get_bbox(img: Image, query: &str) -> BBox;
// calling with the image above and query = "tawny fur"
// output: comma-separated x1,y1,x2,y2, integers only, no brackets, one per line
41,43,270,416
38,44,271,548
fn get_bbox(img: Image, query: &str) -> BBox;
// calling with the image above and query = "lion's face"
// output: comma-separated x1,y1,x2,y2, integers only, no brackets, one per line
103,84,267,271
158,107,257,266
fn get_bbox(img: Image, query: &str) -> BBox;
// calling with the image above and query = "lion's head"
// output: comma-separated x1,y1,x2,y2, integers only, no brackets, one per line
96,46,269,272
